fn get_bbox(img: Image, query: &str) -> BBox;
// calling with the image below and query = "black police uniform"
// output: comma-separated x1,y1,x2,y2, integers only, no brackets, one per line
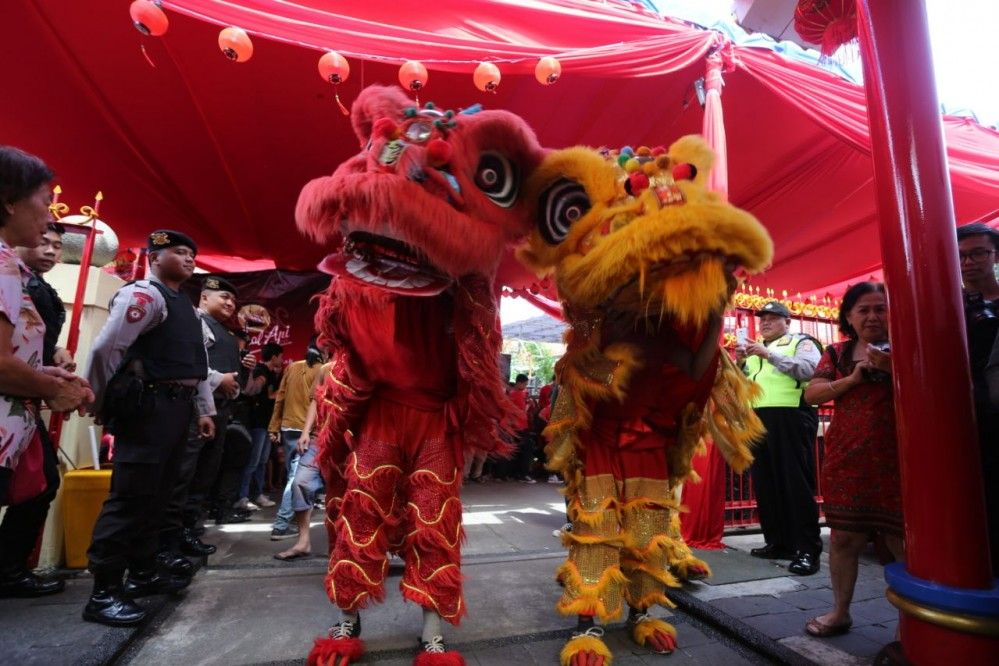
162,309,242,553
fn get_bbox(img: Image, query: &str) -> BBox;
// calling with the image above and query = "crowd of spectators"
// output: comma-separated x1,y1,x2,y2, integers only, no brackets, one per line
1,144,996,642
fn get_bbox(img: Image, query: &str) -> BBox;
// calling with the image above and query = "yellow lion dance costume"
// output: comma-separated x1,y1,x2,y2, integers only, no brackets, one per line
517,136,773,665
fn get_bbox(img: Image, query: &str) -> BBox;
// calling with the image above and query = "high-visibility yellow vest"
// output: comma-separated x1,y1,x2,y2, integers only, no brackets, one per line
744,334,809,408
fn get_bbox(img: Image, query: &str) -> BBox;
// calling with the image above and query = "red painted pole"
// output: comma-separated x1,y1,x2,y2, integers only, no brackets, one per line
856,0,997,661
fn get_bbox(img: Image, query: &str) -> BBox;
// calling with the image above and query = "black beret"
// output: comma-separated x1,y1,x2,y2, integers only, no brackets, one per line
201,275,238,297
147,229,198,255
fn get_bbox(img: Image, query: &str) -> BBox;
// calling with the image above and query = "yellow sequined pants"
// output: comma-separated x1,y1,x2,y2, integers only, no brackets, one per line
556,443,683,622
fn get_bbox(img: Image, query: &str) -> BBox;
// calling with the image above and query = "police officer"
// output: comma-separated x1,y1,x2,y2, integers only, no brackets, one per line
160,276,247,559
736,300,823,576
82,230,215,627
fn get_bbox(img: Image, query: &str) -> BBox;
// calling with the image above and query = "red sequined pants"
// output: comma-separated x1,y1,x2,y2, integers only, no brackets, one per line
325,398,465,624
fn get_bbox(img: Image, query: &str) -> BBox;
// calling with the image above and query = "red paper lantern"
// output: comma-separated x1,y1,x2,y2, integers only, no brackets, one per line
318,51,350,84
129,0,168,37
399,60,428,92
218,27,253,62
793,0,858,57
473,62,501,93
535,56,562,85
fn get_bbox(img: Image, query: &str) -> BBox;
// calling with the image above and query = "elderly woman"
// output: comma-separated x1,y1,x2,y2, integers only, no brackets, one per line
0,146,92,597
801,281,903,637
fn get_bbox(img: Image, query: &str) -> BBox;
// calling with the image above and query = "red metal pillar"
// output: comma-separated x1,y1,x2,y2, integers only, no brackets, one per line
856,1,999,661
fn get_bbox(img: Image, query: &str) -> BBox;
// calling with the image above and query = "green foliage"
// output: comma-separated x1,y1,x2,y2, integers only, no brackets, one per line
501,339,563,383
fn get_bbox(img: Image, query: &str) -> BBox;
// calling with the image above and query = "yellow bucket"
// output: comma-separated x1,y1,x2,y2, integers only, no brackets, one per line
62,468,112,569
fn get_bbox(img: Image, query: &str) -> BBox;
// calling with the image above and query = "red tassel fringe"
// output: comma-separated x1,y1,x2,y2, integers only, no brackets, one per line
413,650,466,666
307,636,365,666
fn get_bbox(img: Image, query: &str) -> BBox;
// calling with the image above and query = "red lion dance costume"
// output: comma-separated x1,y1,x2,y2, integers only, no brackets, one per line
518,137,773,665
295,85,544,666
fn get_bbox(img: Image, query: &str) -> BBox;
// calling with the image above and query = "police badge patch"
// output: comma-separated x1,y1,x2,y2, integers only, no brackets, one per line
126,304,145,323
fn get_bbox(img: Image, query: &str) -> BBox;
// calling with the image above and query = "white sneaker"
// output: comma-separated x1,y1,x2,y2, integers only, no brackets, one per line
233,497,260,511
547,475,561,484
552,522,572,539
254,494,276,508
520,476,537,484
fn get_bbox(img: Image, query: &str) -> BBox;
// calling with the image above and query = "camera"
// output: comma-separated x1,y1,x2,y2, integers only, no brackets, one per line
964,291,997,323
863,340,891,383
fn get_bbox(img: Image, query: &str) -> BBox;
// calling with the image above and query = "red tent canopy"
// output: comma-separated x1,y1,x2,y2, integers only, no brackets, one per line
3,0,998,293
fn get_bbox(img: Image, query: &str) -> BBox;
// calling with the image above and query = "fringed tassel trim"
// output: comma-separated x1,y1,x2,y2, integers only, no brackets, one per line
556,561,628,623
620,559,682,592
561,531,628,549
631,616,677,646
705,352,765,473
671,555,713,581
307,636,365,666
567,496,620,527
558,636,614,666
560,635,613,666
627,590,676,611
414,650,467,666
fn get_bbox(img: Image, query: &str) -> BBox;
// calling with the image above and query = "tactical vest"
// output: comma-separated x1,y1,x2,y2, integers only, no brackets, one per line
745,334,809,408
203,313,241,374
129,281,208,381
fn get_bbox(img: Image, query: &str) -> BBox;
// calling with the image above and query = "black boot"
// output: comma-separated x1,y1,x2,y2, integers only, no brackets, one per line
83,570,146,627
124,568,191,598
0,566,65,598
180,528,217,556
156,550,194,576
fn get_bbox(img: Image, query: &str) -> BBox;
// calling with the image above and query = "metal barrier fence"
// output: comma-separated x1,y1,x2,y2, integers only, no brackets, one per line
723,405,834,528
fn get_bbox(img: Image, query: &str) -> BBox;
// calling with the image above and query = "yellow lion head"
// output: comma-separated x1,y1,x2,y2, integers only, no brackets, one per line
518,135,773,326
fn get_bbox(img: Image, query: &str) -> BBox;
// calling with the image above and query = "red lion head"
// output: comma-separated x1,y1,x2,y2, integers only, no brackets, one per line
296,85,545,293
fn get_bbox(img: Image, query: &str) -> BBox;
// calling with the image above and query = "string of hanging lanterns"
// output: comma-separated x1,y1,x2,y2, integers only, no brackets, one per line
126,0,563,101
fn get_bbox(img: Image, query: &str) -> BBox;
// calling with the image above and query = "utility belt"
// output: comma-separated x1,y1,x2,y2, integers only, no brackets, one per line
103,370,199,423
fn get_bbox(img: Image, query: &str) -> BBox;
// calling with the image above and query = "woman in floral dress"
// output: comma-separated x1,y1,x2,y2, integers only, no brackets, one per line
0,146,91,597
801,281,903,637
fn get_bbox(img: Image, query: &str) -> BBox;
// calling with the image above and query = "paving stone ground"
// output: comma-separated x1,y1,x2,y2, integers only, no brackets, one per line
0,482,898,665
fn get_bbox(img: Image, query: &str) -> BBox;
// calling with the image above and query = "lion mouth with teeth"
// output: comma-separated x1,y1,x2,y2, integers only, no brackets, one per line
519,136,772,326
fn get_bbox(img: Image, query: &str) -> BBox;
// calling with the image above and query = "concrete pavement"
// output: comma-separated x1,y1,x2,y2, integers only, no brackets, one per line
0,481,899,665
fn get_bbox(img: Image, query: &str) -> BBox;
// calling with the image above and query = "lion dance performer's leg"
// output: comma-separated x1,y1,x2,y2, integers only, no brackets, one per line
310,398,466,666
309,399,403,666
556,423,684,665
618,453,683,655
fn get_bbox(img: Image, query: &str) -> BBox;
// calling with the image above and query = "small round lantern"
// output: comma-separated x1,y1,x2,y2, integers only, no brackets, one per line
473,62,501,93
318,51,351,115
129,0,168,37
399,60,429,92
318,51,350,84
218,27,253,62
535,56,562,85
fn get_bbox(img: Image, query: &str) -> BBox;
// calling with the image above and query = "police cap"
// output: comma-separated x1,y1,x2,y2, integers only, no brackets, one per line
755,300,791,318
147,229,198,255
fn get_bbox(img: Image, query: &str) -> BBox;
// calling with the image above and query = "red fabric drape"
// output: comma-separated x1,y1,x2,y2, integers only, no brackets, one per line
163,0,716,77
4,1,998,296
680,442,727,550
677,53,732,550
703,52,729,198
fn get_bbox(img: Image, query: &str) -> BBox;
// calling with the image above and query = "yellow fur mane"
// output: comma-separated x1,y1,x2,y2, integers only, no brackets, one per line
522,135,773,488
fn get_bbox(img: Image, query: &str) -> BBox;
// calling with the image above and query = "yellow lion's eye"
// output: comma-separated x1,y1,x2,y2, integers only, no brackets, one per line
538,178,590,245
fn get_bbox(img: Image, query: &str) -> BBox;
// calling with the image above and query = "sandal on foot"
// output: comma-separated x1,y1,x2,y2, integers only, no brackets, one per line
414,635,465,665
560,626,612,666
805,616,852,637
628,612,677,654
274,549,311,561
